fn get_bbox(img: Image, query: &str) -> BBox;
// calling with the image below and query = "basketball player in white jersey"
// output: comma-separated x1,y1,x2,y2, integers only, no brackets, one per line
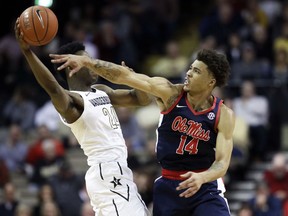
14,19,151,216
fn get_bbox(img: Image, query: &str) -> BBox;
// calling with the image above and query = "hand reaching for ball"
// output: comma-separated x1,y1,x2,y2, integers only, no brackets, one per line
14,18,30,51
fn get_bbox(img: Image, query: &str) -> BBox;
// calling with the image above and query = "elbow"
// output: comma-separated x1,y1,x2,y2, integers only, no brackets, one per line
138,97,152,106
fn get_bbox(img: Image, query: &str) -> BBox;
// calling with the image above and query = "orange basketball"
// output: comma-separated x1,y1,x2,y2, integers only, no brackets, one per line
19,5,58,46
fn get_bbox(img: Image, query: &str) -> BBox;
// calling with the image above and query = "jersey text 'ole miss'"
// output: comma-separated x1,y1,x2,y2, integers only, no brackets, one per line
156,91,223,171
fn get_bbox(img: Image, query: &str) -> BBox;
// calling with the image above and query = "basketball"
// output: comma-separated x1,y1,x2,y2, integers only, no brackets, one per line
19,5,58,46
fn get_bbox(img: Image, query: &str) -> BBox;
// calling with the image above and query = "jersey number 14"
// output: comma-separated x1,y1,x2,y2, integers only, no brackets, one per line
176,135,199,154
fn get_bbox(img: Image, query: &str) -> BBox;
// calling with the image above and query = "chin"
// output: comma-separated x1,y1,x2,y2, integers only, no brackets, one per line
183,85,189,92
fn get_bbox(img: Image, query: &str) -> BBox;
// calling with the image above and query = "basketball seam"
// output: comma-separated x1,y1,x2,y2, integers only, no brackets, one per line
43,7,49,44
31,6,41,45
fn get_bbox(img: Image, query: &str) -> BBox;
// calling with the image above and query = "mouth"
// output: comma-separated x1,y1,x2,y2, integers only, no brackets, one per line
184,78,188,85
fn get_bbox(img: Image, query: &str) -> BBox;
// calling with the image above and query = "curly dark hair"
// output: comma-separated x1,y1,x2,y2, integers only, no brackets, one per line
54,41,85,83
196,49,230,87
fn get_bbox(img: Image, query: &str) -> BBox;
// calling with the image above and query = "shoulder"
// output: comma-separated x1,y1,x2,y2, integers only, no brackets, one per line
159,83,184,109
218,103,235,133
220,103,235,121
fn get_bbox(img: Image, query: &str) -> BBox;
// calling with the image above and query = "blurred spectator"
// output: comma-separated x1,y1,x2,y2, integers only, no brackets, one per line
128,0,177,56
248,181,282,216
272,2,288,38
264,153,288,206
26,125,65,166
199,1,244,48
15,203,32,216
150,40,189,84
133,168,154,207
191,35,218,62
0,124,28,173
151,0,179,47
267,84,288,152
230,42,271,84
93,20,120,63
0,182,19,216
29,138,65,188
271,48,288,86
116,107,146,154
40,201,62,216
48,160,84,216
0,158,10,188
134,100,160,140
241,0,269,33
250,24,273,62
2,85,37,132
224,97,250,183
259,0,281,25
0,20,23,94
73,24,99,59
34,101,62,132
233,80,269,162
33,184,56,216
225,32,242,64
274,21,288,56
237,202,253,216
99,0,139,69
93,20,122,87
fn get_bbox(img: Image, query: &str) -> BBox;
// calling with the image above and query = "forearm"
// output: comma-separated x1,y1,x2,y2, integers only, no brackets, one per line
131,89,152,106
23,49,62,96
199,160,228,184
84,58,130,84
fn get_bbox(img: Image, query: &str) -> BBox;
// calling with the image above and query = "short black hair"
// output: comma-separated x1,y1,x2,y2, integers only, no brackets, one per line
54,41,86,83
196,49,230,87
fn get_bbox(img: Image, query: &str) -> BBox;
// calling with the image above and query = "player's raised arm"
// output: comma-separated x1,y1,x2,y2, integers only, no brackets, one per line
50,54,181,103
14,18,81,122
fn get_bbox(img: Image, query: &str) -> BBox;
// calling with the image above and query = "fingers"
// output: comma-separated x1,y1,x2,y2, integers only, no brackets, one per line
50,55,70,71
179,186,198,198
176,178,195,190
50,54,69,61
121,61,126,67
176,171,198,198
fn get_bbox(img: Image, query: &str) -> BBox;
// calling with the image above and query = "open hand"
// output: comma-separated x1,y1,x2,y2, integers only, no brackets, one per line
176,171,204,198
50,54,88,77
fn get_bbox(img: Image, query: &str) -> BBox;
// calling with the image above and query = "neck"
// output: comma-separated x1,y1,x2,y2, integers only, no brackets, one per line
68,79,91,91
186,91,213,111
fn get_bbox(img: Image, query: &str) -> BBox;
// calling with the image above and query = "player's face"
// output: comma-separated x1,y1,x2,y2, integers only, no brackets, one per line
183,60,216,93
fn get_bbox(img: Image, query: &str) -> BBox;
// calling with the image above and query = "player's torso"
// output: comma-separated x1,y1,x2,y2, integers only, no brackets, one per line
156,91,223,171
66,89,127,165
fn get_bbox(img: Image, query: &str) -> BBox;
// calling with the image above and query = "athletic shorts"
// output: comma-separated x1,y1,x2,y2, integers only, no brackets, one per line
153,176,230,216
85,161,150,216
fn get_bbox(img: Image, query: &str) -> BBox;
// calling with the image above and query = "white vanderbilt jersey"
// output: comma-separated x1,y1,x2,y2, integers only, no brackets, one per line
60,89,128,166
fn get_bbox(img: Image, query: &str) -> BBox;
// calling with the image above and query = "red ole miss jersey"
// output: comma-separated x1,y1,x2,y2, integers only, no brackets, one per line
156,91,223,171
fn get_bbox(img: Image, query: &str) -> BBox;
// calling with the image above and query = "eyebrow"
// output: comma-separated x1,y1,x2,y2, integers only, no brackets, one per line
192,65,201,73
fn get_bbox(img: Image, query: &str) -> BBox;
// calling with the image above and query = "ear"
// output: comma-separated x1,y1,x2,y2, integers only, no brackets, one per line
209,78,216,87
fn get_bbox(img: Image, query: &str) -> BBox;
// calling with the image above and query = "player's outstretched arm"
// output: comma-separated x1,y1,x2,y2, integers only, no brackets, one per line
50,54,180,102
14,18,79,120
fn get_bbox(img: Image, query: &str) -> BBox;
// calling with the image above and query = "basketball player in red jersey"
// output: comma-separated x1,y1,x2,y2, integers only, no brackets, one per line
51,49,235,216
